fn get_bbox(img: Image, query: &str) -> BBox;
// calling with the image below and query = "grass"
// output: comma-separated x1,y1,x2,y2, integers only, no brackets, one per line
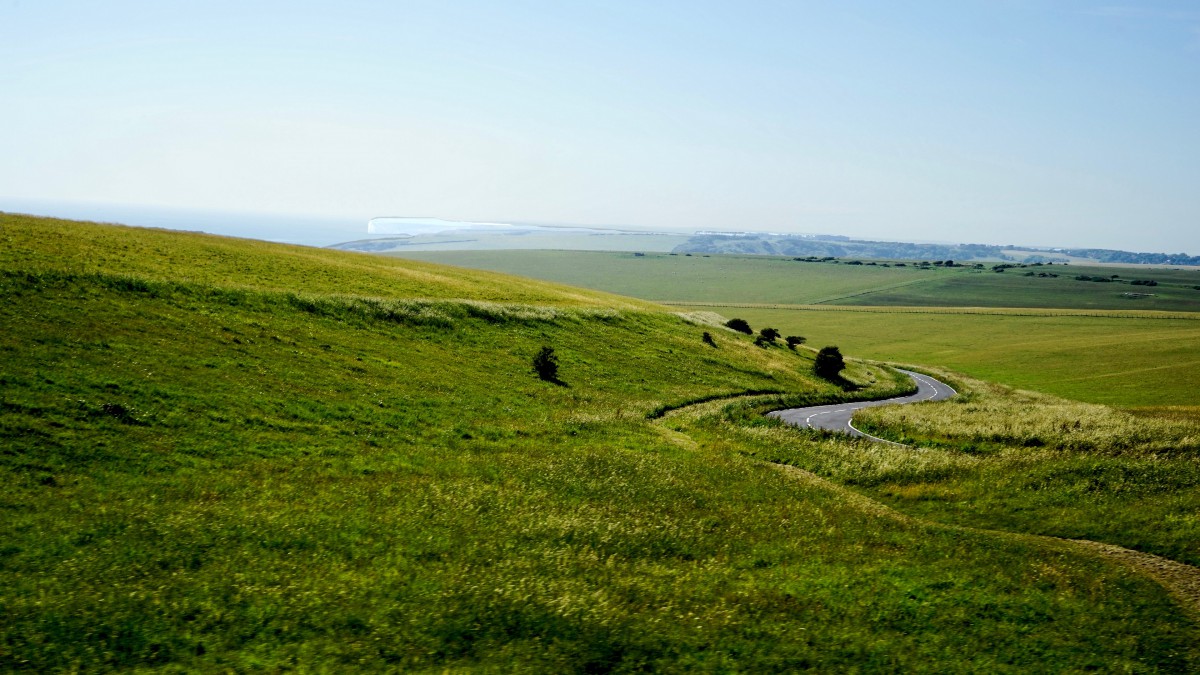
677,305,1200,408
744,370,1200,568
2,214,1198,671
391,250,1200,407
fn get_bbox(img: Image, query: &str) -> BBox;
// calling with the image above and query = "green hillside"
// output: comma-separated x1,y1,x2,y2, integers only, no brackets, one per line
2,214,1197,671
395,250,1200,408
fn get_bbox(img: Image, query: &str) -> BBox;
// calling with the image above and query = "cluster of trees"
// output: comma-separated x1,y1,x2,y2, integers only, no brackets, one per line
725,319,805,350
723,317,838,378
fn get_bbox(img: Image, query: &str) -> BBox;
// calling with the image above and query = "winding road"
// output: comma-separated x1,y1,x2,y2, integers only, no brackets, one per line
768,369,956,443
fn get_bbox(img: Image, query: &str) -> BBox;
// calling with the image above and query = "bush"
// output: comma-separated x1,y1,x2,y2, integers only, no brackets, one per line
759,327,780,342
813,346,845,379
532,346,559,382
702,332,716,347
785,336,806,350
725,318,752,334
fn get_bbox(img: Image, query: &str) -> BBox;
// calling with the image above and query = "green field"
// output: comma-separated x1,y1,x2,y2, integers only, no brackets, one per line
679,306,1200,408
395,250,1200,312
393,250,930,305
397,250,1200,408
4,214,1199,671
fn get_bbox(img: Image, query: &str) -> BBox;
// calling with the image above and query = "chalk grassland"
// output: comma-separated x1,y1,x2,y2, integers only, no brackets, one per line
3,214,1197,671
394,250,1200,312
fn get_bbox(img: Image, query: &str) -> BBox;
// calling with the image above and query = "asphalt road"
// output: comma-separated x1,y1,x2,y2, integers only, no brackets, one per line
767,369,956,444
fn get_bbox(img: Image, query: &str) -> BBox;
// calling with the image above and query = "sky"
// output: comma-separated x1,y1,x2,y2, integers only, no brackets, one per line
2,0,1198,252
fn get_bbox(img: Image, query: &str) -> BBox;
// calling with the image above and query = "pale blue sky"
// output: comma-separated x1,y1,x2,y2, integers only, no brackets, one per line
2,1,1198,251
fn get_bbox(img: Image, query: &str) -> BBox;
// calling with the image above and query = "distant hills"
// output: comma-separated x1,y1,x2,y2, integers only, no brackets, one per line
333,222,1199,266
674,233,1200,266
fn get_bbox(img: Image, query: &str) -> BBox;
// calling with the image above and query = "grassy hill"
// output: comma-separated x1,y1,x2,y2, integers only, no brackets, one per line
2,214,1198,671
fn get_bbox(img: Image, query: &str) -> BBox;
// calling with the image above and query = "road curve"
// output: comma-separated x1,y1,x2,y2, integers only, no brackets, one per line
768,369,956,444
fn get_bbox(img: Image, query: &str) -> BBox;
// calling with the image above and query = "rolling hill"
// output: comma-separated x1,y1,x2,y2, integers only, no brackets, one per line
2,213,1196,672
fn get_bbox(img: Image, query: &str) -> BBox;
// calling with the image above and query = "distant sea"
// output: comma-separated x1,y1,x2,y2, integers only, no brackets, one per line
0,199,365,248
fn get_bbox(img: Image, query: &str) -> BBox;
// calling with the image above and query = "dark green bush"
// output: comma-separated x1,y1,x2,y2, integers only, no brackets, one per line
813,346,845,379
532,346,559,382
724,318,752,335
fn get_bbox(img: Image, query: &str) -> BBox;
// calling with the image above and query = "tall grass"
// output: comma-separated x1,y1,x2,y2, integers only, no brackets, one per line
745,369,1200,567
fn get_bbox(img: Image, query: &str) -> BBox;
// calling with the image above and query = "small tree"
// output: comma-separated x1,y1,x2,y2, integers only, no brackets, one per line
702,331,717,347
785,335,806,350
759,327,781,342
725,318,753,335
532,346,559,382
813,346,845,379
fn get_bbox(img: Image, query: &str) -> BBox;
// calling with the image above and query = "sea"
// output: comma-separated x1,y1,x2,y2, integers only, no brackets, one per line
0,199,367,248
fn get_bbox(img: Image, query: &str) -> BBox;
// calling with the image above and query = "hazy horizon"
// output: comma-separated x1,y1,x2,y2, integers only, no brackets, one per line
8,197,1200,257
3,1,1198,252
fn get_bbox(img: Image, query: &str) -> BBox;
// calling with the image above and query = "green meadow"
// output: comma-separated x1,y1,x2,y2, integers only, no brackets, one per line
677,306,1200,409
399,250,1200,409
3,214,1199,671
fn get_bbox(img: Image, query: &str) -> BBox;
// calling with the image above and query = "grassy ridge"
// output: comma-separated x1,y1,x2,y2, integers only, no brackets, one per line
1,213,655,309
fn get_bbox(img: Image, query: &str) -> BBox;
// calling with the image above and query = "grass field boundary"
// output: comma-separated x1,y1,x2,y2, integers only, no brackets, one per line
659,301,1200,321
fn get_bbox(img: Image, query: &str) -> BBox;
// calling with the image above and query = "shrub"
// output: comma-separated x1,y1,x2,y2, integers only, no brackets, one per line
702,332,716,347
532,346,559,382
813,346,845,379
759,327,781,342
725,318,752,334
754,336,771,348
785,336,806,350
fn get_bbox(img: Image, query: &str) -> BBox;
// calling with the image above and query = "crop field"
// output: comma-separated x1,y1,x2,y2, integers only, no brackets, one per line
3,215,1199,671
397,250,1200,312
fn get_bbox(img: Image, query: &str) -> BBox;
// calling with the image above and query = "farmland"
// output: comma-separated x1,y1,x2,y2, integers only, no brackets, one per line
394,250,1200,312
